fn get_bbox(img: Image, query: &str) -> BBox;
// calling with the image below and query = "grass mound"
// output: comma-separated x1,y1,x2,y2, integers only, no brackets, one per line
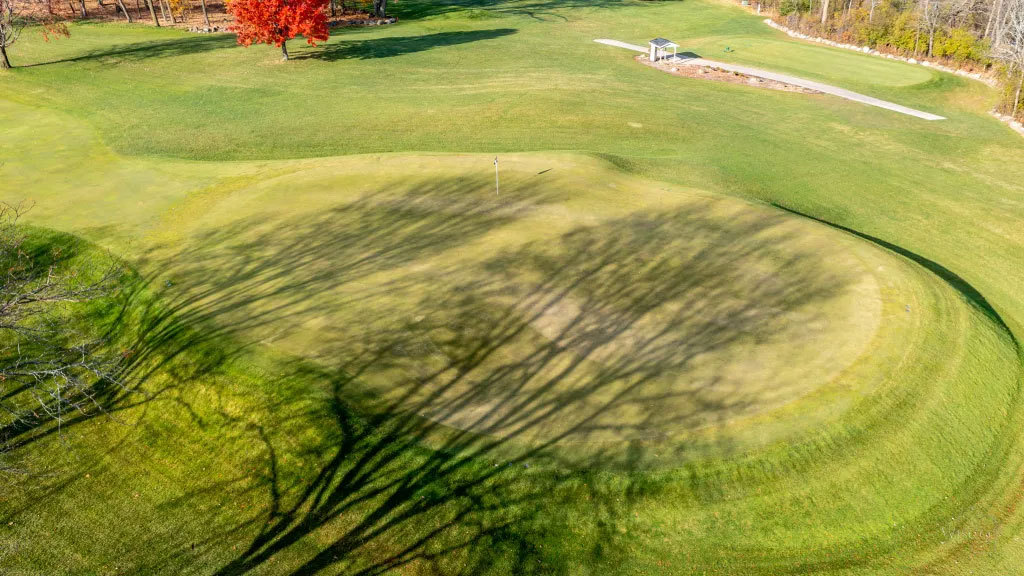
2,190,1019,574
138,153,944,470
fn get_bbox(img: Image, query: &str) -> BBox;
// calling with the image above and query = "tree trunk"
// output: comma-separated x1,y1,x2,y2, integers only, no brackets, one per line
281,41,289,61
199,0,210,27
1015,71,1023,119
927,28,934,57
158,0,168,23
330,0,336,17
145,0,159,25
80,0,87,17
0,44,11,70
116,0,132,21
986,0,1004,40
820,0,829,25
869,0,875,22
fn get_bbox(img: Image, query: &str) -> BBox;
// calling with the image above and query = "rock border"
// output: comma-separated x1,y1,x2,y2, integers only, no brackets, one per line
329,16,397,28
763,18,997,87
990,111,1024,137
188,25,227,33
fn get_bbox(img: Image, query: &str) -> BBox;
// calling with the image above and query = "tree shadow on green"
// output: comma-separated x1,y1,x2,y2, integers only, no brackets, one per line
24,34,239,67
391,0,638,22
305,28,517,61
123,183,858,574
5,179,902,575
772,202,1019,344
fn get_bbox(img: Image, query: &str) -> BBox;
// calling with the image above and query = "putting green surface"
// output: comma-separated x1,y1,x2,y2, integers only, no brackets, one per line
2,0,1024,574
151,153,897,464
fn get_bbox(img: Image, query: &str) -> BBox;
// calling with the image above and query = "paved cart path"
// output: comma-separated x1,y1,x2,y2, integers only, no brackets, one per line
593,39,946,121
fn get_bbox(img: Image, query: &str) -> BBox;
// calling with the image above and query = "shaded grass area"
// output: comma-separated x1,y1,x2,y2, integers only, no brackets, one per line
142,183,868,464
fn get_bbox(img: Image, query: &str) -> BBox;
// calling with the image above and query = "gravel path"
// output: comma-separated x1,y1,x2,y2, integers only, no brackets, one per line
593,39,946,121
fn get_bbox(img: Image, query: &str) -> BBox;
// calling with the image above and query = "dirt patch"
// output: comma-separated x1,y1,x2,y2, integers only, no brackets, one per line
639,55,821,95
328,12,396,28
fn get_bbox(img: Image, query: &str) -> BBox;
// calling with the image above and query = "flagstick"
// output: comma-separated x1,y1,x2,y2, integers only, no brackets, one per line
494,157,500,196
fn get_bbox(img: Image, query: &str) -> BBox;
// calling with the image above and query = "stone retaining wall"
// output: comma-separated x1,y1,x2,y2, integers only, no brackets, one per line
991,111,1024,137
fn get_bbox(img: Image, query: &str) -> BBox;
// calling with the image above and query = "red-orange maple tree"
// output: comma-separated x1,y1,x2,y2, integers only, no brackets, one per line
229,0,330,61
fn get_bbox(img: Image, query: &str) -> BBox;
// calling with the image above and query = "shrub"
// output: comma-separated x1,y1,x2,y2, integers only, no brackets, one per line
937,27,988,64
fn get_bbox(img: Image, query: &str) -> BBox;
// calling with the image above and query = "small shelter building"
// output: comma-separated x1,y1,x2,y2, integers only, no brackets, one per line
649,38,679,62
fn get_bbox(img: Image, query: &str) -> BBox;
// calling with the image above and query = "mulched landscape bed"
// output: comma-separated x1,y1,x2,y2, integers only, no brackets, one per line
639,55,821,95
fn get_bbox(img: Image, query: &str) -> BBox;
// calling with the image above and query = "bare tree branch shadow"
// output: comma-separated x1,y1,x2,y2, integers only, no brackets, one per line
391,0,642,22
105,179,858,574
301,29,518,61
23,34,239,67
5,177,890,574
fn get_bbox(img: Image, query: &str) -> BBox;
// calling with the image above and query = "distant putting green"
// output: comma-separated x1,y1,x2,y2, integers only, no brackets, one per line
2,0,1024,574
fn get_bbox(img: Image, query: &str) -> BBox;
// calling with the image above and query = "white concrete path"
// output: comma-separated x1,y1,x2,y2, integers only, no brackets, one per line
593,39,946,121
594,39,648,53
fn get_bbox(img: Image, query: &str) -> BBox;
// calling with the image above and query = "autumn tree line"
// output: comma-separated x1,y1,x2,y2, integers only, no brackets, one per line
1,0,389,67
759,0,1024,118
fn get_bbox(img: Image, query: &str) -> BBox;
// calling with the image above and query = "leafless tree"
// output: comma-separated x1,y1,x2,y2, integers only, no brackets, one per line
919,0,947,57
98,0,133,21
198,0,210,28
947,0,982,27
0,0,67,69
995,0,1024,115
986,0,1007,39
144,0,160,26
0,203,127,475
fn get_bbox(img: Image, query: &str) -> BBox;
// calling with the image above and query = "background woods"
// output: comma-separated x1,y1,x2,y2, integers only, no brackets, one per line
756,0,1024,118
4,0,390,31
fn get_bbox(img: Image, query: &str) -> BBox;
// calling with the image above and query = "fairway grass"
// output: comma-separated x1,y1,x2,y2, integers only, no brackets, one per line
3,0,1024,574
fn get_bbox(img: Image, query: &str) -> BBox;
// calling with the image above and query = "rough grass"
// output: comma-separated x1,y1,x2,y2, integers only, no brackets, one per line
2,0,1024,574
